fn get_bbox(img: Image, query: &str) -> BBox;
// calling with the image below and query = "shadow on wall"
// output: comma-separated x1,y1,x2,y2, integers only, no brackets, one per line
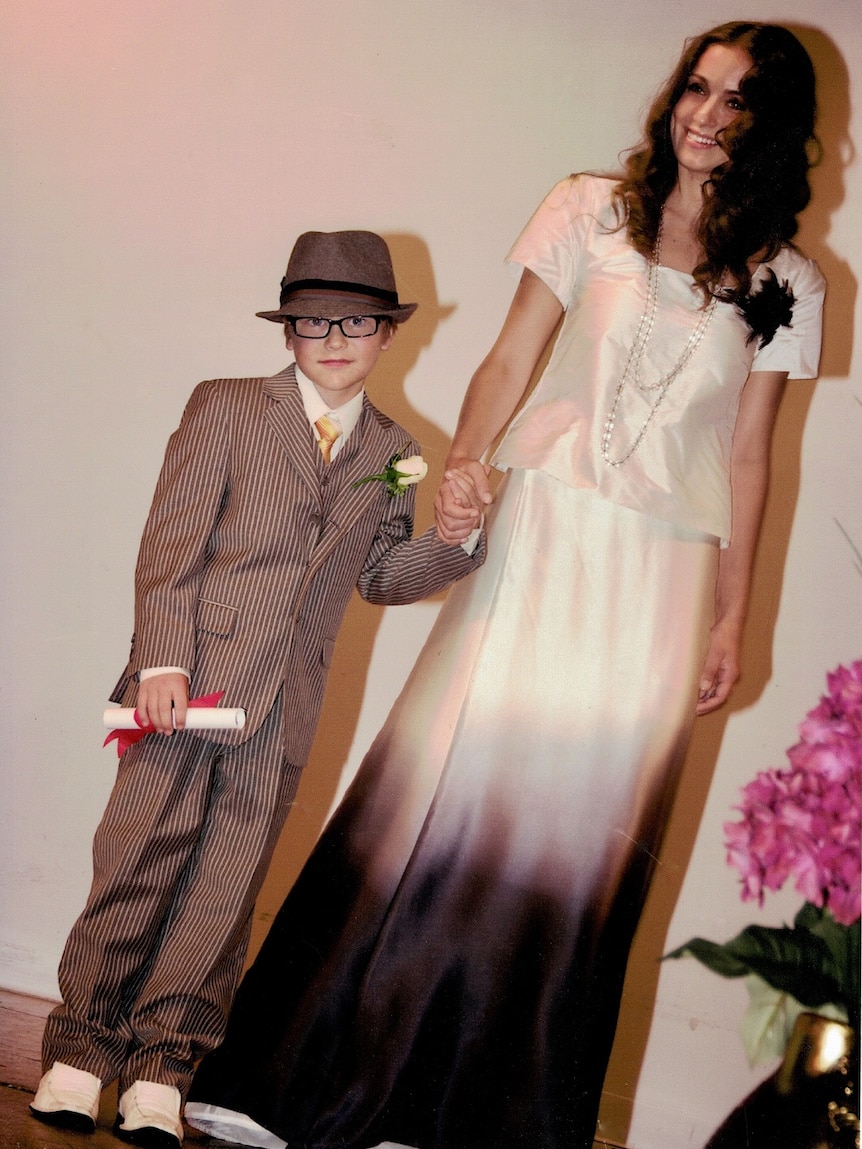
599,24,855,1145
377,232,459,536
248,232,458,959
791,25,857,382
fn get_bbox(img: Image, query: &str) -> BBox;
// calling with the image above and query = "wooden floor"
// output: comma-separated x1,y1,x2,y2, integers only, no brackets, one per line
0,989,623,1148
0,990,240,1148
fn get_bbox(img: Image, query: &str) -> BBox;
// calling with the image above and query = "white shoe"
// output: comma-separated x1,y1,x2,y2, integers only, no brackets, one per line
115,1080,183,1147
184,1101,287,1148
29,1061,101,1133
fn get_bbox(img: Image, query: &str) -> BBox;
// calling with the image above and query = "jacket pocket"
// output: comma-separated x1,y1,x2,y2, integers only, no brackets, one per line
196,598,238,637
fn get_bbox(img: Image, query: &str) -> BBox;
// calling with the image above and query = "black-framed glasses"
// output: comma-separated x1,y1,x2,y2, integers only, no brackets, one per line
286,316,387,339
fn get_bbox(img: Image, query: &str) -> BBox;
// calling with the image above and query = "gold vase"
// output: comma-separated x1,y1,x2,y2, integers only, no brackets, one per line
778,1013,859,1148
705,1013,859,1149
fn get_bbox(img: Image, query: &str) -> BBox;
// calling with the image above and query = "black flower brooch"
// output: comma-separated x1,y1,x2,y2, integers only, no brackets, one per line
737,269,796,349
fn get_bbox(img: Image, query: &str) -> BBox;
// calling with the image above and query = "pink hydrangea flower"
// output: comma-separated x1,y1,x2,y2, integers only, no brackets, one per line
724,661,862,927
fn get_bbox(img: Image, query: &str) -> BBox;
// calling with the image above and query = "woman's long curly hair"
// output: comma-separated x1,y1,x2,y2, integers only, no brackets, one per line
612,22,818,304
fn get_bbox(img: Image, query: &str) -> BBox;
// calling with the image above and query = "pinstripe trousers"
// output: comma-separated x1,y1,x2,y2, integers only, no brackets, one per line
42,691,301,1095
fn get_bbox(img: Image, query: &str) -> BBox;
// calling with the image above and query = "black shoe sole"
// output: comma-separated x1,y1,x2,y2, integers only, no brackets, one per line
30,1104,97,1134
112,1117,181,1149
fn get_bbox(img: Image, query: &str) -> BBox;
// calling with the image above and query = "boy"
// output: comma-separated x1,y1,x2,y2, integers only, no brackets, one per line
31,231,485,1148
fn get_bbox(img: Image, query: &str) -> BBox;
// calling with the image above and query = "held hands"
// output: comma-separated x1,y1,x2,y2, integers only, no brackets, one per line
135,671,190,735
696,619,742,716
434,458,493,545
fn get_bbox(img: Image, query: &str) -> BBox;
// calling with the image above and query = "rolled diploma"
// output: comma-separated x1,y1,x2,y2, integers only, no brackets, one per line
103,707,246,730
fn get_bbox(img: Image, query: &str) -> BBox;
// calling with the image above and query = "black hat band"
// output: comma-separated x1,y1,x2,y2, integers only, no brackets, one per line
279,277,400,307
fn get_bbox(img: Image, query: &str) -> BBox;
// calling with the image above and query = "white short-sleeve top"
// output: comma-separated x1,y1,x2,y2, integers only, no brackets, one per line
492,175,826,543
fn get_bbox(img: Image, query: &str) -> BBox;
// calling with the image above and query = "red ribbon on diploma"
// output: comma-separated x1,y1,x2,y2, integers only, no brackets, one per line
103,691,226,756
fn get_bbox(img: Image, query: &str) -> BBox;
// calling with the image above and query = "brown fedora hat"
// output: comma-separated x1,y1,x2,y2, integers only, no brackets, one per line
257,230,418,323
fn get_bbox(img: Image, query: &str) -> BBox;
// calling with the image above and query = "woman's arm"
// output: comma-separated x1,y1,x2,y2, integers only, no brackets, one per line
697,368,788,715
435,268,563,532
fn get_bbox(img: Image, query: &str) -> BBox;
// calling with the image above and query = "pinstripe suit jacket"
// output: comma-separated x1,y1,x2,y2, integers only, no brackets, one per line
110,365,485,765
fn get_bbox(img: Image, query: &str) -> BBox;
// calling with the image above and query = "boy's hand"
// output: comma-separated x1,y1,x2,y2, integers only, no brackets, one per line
434,470,483,545
136,672,189,735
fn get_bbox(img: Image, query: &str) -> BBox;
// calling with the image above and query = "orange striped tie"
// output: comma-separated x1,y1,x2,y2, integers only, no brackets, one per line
314,414,342,463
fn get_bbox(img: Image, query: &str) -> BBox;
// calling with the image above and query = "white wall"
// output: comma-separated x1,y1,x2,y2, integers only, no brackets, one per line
1,3,859,1146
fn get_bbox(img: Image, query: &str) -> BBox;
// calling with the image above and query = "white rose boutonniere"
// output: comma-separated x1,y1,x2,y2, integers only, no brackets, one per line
353,445,428,498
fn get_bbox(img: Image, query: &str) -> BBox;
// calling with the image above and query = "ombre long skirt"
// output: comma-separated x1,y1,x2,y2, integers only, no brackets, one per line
186,469,719,1149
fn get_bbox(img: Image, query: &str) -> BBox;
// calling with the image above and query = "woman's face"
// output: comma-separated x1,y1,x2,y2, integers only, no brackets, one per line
670,43,752,180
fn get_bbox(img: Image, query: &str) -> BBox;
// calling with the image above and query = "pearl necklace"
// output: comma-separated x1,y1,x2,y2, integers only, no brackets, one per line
601,214,717,468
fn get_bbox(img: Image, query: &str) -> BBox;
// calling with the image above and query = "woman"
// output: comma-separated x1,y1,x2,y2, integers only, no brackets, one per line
186,21,825,1149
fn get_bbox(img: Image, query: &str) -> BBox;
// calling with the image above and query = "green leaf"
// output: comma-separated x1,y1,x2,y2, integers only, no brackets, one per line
665,921,846,1013
665,937,753,978
739,975,849,1067
795,902,825,930
795,905,860,1022
740,975,807,1066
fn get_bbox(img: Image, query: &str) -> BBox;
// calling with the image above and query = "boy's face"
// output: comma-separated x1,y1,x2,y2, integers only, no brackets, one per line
285,316,394,408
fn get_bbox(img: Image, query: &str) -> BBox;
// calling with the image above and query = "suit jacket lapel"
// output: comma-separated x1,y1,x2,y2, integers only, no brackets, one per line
262,365,321,499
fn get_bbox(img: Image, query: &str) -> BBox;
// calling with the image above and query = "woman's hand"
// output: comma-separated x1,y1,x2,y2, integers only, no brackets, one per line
434,463,489,545
696,619,742,715
445,458,494,508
